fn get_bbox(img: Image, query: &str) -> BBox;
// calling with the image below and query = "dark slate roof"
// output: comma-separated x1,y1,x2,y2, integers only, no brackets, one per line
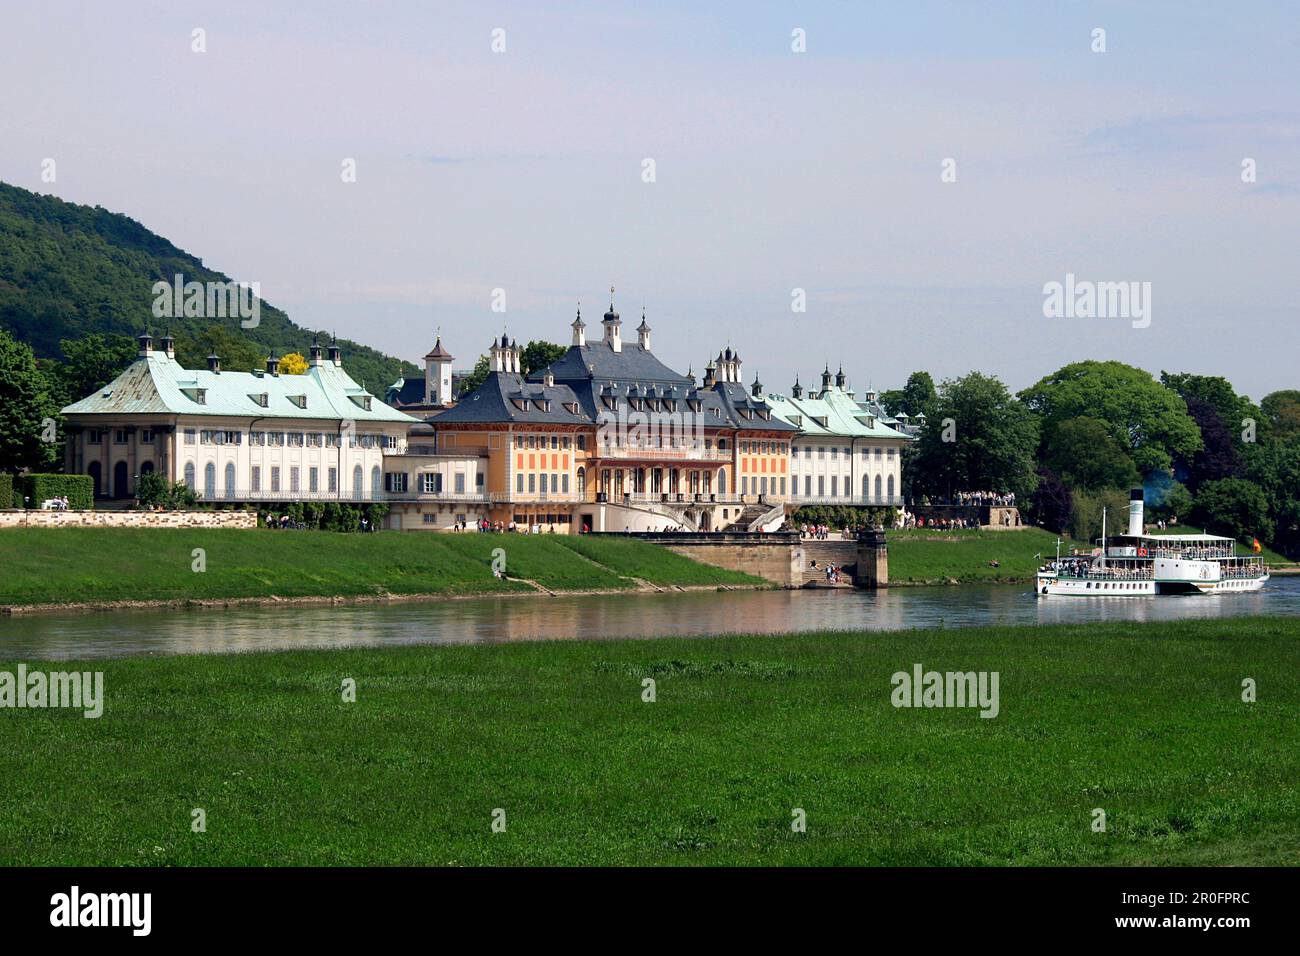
424,336,453,360
540,341,690,386
386,377,426,407
429,371,593,425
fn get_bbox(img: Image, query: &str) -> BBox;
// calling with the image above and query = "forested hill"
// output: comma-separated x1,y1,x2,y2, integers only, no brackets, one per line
0,181,417,390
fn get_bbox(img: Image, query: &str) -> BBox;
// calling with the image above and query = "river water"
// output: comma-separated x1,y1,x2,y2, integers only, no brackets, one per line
1,577,1297,660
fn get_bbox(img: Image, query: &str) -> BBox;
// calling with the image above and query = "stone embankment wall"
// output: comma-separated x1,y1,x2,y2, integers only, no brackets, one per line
0,510,257,529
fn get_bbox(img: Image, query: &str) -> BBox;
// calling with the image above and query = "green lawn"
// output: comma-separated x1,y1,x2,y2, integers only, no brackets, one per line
0,528,765,608
555,533,761,586
887,527,1070,584
1,617,1296,866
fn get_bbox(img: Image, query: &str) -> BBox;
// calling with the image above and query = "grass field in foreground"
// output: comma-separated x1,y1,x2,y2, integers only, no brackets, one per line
0,528,763,607
1,616,1296,866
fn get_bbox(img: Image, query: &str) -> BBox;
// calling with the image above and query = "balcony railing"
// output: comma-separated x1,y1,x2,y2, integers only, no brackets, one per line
196,489,388,502
791,494,904,506
595,443,731,461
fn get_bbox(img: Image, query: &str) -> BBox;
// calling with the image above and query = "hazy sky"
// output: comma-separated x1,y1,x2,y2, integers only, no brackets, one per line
2,1,1296,397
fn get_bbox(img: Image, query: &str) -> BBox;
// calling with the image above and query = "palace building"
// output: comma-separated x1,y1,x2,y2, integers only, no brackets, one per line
60,333,417,502
56,295,912,531
764,366,911,507
380,297,797,532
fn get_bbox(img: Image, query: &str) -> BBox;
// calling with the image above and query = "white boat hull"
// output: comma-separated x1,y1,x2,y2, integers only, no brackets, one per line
1037,572,1268,597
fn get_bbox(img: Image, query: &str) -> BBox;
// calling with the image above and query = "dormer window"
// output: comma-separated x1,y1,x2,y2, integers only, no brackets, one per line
249,392,270,408
288,394,307,409
349,395,373,411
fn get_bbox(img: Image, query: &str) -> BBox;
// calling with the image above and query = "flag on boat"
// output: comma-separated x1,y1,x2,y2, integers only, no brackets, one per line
1252,537,1262,553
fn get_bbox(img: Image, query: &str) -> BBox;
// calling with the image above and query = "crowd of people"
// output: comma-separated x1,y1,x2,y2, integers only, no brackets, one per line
456,518,563,534
897,511,979,530
952,490,1016,507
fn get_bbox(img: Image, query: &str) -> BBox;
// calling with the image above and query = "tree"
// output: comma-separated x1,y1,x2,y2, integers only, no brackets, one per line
880,371,937,420
1260,390,1300,443
1067,487,1132,543
1243,436,1300,557
51,332,138,407
1029,469,1073,534
1192,478,1274,544
1041,415,1138,491
1160,371,1256,437
278,352,309,375
1019,361,1202,475
912,372,1039,500
457,355,490,395
174,325,266,373
520,340,567,376
0,329,60,472
1177,396,1242,490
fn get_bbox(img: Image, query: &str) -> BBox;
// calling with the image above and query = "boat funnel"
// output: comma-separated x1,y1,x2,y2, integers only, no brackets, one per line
1128,488,1144,537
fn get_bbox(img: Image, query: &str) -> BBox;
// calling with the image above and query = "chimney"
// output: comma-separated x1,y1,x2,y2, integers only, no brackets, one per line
160,334,175,359
137,332,153,358
207,353,221,373
309,336,324,366
328,340,342,366
267,355,280,377
1127,488,1145,537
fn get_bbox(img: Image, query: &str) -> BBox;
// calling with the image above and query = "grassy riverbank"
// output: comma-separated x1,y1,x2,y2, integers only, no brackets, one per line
887,527,1067,584
1,616,1296,865
0,528,763,609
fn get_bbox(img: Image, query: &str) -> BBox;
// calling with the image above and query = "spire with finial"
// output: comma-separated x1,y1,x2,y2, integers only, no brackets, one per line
792,374,803,399
572,300,586,347
602,285,622,352
637,306,651,350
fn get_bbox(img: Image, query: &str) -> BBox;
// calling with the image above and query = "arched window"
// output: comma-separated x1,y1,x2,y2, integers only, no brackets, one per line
576,466,585,493
874,474,882,502
183,462,195,488
225,462,236,497
718,469,727,494
140,461,155,476
88,461,103,497
204,462,216,498
371,466,381,495
862,474,870,498
887,474,895,501
353,465,363,497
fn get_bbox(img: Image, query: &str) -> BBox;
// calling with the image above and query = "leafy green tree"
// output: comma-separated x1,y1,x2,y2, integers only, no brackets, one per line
1067,487,1132,543
1192,478,1274,543
0,329,60,472
520,340,567,376
913,372,1039,500
50,332,138,407
1041,415,1138,491
1259,390,1300,443
1160,371,1257,437
1019,361,1202,475
1243,437,1300,556
458,355,490,395
173,325,266,373
880,371,937,420
1146,480,1193,523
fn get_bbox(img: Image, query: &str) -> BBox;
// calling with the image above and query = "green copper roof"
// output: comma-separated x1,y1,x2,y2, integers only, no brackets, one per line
62,353,419,424
765,384,912,440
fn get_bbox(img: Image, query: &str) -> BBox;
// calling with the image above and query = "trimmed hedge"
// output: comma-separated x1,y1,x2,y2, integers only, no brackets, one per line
0,473,12,509
16,474,95,511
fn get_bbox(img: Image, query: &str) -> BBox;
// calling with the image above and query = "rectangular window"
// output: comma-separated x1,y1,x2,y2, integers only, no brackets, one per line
818,476,825,496
251,466,261,492
562,473,570,493
268,432,284,447
454,473,465,494
271,466,281,491
385,473,408,493
140,429,154,444
577,435,587,450
529,473,536,493
475,473,484,489
804,476,811,497
250,431,265,446
88,430,103,445
539,474,548,494
288,433,304,447
831,476,838,496
114,429,129,444
422,473,442,494
307,433,323,447
384,435,398,450
328,467,338,492
516,474,523,492
309,467,319,493
290,467,300,492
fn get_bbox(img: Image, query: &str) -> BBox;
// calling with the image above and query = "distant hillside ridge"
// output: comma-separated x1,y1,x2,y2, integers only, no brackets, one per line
0,180,417,391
